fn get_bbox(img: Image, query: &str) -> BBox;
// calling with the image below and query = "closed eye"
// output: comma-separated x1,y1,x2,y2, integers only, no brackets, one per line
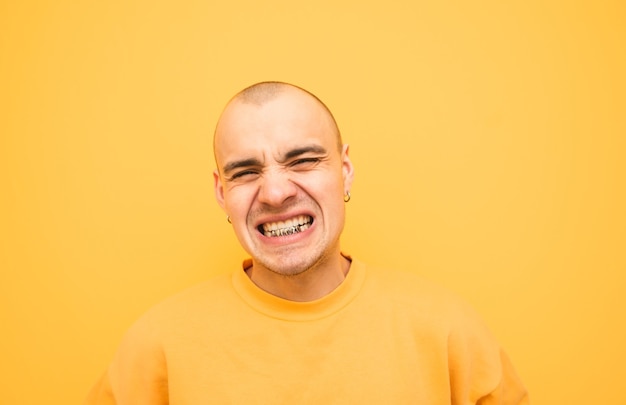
229,169,260,180
290,157,320,167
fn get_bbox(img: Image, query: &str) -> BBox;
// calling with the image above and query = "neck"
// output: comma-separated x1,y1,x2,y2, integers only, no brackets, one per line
245,254,351,302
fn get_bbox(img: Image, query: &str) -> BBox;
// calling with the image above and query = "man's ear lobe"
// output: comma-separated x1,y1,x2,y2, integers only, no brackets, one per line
213,170,226,210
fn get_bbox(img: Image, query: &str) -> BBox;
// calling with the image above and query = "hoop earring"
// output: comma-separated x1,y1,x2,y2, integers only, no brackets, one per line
344,191,351,203
227,216,232,224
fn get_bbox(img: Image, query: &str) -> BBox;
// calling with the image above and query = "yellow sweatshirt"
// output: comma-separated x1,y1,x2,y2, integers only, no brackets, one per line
85,259,528,404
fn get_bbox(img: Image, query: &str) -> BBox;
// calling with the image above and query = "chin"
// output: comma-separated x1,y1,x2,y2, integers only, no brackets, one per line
257,253,322,277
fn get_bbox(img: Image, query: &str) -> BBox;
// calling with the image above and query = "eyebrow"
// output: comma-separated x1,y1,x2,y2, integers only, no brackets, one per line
279,145,328,162
222,157,263,175
221,144,329,175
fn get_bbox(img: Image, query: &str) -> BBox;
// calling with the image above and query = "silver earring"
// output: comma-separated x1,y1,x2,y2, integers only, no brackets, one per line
344,191,351,203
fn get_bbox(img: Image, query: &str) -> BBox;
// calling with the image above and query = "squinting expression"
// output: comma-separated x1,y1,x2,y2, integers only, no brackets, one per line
213,89,354,277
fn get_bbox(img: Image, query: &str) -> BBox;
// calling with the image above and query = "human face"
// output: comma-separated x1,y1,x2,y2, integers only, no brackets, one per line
213,89,354,277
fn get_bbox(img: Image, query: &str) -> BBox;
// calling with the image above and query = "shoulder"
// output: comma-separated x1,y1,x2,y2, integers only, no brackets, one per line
362,262,465,309
122,273,235,341
151,272,234,313
359,261,495,336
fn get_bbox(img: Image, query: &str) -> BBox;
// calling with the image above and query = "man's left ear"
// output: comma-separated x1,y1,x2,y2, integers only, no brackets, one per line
213,169,226,211
341,144,355,191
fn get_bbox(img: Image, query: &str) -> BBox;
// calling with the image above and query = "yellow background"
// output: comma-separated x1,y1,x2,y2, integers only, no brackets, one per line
1,0,624,403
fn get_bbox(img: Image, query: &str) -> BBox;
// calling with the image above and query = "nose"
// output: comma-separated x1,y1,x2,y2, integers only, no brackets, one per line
257,169,297,207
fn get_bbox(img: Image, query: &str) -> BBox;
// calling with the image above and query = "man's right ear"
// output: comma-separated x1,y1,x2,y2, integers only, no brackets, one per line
213,170,226,211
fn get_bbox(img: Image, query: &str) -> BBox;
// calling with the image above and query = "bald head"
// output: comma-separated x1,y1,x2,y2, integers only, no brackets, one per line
235,81,289,105
214,82,343,155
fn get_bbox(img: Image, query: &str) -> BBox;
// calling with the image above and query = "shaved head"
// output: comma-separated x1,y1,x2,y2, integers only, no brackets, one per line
235,81,288,105
214,82,343,155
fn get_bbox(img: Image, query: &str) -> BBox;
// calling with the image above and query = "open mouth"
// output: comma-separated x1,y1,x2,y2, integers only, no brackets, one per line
258,215,313,237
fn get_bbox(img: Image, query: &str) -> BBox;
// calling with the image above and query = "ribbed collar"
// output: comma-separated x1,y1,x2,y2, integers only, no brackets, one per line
231,255,367,321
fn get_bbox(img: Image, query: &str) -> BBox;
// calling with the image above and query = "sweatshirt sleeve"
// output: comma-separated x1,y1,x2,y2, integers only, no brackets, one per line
83,314,169,405
447,301,529,405
476,350,529,405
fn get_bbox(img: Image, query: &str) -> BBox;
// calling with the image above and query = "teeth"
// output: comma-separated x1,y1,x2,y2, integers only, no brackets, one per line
261,215,312,237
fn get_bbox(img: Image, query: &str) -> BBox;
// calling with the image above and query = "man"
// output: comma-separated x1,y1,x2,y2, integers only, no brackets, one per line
85,82,529,404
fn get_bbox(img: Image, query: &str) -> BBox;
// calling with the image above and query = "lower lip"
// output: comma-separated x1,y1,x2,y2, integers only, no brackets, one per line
258,223,314,245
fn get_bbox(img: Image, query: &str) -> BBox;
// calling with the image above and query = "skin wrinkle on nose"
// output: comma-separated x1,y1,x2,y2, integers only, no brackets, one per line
257,166,298,207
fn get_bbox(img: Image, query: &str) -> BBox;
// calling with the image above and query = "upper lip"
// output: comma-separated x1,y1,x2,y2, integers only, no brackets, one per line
253,211,314,228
